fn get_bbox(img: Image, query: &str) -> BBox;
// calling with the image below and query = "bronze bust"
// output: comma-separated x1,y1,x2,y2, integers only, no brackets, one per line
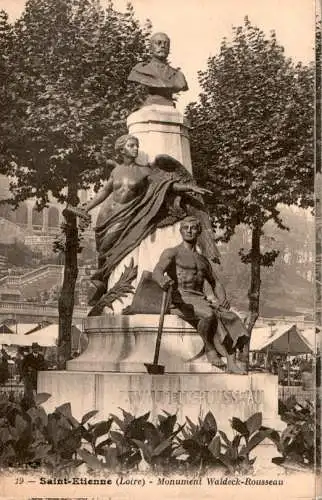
128,32,188,106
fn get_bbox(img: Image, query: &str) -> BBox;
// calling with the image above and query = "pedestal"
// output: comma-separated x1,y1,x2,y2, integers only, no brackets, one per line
38,371,282,435
38,315,284,435
67,315,222,373
127,104,192,172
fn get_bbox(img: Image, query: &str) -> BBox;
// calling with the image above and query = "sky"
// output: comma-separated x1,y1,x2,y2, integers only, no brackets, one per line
0,0,316,112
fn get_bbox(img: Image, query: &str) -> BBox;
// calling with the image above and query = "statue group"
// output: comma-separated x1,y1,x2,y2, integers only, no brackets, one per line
73,33,250,374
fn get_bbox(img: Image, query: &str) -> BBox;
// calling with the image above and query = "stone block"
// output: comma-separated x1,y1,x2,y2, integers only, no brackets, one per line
38,371,283,435
67,314,222,373
127,105,192,172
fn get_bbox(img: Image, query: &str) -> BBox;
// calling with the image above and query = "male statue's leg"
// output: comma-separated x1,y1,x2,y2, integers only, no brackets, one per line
197,317,225,367
212,335,247,374
173,298,227,368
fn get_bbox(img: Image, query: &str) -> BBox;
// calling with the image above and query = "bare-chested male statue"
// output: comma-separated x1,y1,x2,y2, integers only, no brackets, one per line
128,32,188,106
152,216,250,373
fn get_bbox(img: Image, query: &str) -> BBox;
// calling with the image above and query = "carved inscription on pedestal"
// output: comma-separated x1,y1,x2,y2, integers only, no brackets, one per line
119,389,264,406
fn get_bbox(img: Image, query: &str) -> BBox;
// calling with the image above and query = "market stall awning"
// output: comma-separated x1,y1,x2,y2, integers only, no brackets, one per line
26,325,58,346
251,324,313,354
23,324,83,348
250,325,275,351
0,333,56,347
300,328,316,352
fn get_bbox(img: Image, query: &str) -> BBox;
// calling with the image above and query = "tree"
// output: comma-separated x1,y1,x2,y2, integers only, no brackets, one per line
0,10,15,169
186,18,314,353
0,241,36,267
219,207,314,317
0,0,151,365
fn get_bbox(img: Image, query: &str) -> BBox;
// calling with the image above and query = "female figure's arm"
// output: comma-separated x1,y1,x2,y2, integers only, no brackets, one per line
172,182,212,196
83,176,114,212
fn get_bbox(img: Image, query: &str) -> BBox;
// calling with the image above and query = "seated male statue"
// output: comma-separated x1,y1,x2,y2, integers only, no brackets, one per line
152,216,249,373
128,32,188,106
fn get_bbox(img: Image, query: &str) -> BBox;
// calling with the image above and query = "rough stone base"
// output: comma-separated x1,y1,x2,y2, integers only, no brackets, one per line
38,371,284,434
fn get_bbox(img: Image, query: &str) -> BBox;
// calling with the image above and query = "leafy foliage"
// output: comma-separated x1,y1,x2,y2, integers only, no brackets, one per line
186,18,314,334
187,18,313,234
0,0,151,363
79,408,185,473
78,409,280,476
2,0,151,200
0,393,83,471
0,393,288,476
0,10,15,168
5,392,319,476
88,258,138,316
173,411,221,472
273,396,316,471
175,411,278,475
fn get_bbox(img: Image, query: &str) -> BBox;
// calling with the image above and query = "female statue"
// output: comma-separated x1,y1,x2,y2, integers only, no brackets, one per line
78,134,213,305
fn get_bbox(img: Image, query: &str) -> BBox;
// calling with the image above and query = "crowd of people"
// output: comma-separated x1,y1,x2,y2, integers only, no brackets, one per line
250,352,313,387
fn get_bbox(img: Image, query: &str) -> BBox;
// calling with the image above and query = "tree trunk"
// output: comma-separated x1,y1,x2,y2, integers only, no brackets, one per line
58,184,79,369
241,226,261,370
247,226,261,333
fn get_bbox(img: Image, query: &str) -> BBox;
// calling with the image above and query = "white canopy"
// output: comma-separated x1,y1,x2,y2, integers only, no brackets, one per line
26,324,58,339
16,323,40,335
299,328,316,352
0,323,39,335
0,333,56,347
250,324,313,354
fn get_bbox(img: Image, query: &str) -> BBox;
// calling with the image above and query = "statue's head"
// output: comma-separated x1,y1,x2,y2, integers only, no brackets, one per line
114,134,139,160
180,216,202,241
150,32,170,62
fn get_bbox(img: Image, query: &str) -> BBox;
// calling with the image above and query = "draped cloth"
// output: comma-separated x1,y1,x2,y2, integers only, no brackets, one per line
93,174,175,284
171,290,249,351
91,161,221,296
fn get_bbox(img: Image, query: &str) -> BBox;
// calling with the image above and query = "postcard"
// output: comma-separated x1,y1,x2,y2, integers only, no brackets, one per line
0,0,319,499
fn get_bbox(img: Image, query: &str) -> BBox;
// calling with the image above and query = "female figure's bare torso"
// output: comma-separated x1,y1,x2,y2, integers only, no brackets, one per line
111,164,150,204
96,164,150,227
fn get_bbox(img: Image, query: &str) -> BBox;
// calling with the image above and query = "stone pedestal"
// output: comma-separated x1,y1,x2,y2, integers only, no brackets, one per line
67,315,222,373
38,315,284,435
38,371,282,435
127,104,192,172
105,105,193,314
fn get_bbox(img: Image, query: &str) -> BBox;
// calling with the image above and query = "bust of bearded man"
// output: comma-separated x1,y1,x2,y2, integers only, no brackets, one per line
128,32,188,107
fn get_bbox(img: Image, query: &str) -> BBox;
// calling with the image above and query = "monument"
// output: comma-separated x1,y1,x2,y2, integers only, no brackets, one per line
38,33,282,435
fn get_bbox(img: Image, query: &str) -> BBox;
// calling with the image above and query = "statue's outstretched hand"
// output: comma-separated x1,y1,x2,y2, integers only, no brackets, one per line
64,204,91,228
190,186,212,196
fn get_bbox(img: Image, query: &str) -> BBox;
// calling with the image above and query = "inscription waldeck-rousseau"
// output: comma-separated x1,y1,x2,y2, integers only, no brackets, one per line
119,389,265,406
